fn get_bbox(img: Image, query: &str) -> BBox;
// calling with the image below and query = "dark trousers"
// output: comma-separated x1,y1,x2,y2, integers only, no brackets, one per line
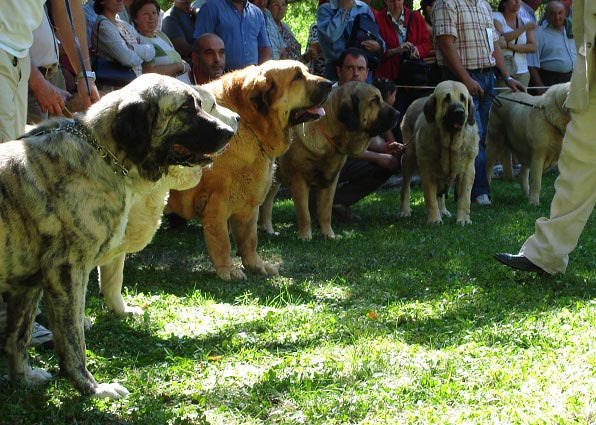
333,158,393,207
538,68,573,86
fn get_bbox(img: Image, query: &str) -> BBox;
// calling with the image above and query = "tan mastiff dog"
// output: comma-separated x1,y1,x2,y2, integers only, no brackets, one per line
167,60,333,280
486,82,570,205
399,80,479,225
259,81,400,240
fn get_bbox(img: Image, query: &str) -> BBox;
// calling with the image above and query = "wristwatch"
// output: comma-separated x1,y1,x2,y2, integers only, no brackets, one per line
505,76,514,83
75,70,96,83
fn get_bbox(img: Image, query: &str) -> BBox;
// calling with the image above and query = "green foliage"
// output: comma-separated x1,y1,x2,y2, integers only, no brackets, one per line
1,172,595,423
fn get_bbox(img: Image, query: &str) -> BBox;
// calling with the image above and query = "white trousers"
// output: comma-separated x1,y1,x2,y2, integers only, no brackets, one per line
520,79,596,274
0,49,30,142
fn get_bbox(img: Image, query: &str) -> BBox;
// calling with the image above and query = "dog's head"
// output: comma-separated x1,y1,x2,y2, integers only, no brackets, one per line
336,81,400,136
191,84,240,133
86,74,237,181
541,82,571,133
423,80,476,133
214,60,333,157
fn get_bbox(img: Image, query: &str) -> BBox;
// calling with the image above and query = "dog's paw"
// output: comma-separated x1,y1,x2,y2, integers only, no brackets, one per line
398,209,412,218
427,217,443,225
217,267,247,281
123,305,145,316
323,232,342,240
456,218,472,226
259,224,279,236
263,262,280,276
91,382,130,400
25,368,53,386
440,209,452,218
297,230,313,241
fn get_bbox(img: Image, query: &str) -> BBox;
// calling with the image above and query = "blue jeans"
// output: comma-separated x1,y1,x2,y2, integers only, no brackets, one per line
469,70,494,199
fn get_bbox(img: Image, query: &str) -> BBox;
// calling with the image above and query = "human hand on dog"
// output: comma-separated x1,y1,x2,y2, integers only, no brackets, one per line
384,141,405,158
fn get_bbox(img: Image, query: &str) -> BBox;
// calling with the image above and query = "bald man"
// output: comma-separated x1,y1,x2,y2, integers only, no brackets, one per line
179,33,226,84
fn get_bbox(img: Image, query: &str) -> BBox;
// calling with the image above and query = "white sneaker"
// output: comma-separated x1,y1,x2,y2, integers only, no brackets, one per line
474,194,491,205
31,322,53,347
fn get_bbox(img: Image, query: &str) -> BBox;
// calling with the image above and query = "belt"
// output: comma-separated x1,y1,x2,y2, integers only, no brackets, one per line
38,63,59,80
466,67,493,74
540,69,573,77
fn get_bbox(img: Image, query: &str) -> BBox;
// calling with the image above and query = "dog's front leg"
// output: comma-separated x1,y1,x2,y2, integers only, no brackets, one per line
258,181,281,235
231,208,279,277
202,212,244,280
422,177,441,224
291,177,313,240
5,287,51,386
455,163,475,225
528,155,546,206
98,255,143,316
317,179,341,240
43,264,129,399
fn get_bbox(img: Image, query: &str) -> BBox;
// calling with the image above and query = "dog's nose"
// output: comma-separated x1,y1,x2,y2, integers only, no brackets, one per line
447,107,466,126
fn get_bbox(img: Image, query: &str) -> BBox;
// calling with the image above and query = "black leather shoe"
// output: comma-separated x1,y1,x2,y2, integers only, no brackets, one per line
494,253,549,276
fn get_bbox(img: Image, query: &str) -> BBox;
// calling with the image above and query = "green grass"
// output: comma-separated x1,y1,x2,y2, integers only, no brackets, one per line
1,171,595,424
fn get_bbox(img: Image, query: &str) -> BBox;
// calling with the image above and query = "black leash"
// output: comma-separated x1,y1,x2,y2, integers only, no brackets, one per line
489,92,544,110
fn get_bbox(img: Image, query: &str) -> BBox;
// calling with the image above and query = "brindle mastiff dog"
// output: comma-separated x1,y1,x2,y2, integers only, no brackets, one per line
0,74,234,398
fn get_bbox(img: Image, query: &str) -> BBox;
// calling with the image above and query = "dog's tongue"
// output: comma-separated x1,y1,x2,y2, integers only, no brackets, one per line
452,123,463,129
308,106,325,117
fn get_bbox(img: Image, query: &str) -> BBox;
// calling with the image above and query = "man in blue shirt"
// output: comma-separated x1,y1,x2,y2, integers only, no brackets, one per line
527,1,576,92
194,0,271,71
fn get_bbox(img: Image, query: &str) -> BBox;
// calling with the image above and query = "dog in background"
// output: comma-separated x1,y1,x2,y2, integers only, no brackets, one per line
0,74,234,398
399,80,479,225
166,60,333,280
97,84,239,317
486,82,570,205
259,81,400,240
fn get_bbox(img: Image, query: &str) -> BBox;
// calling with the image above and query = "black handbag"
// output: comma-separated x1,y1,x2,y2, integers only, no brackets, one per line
92,19,137,87
345,13,383,71
398,55,433,86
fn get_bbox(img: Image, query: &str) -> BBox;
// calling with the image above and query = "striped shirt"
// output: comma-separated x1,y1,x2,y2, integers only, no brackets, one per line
432,0,499,70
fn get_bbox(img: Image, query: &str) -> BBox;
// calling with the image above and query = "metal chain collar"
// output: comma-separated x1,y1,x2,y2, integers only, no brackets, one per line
31,120,129,177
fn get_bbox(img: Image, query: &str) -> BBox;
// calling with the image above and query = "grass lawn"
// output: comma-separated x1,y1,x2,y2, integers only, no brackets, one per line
1,171,595,424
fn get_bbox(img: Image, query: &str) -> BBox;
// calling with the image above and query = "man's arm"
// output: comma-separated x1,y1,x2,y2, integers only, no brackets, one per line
436,34,483,96
29,65,71,116
49,0,99,107
492,43,525,92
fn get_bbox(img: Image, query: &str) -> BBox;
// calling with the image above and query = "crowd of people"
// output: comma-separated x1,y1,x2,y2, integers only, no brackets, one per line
0,0,591,346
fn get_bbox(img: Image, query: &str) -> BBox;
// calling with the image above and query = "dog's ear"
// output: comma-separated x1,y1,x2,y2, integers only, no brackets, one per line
338,94,361,131
423,94,437,123
466,95,476,126
112,98,158,163
246,74,277,116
